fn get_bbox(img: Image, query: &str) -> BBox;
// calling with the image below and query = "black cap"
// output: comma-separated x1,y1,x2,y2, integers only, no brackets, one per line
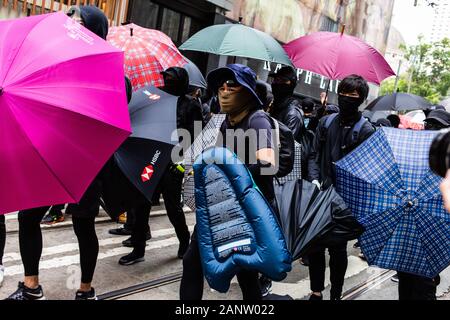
425,110,450,127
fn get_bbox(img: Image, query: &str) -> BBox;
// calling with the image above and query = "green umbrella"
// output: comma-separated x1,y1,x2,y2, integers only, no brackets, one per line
179,23,293,66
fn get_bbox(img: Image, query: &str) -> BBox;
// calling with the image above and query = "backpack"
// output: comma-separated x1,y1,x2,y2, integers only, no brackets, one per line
248,111,295,178
323,113,368,147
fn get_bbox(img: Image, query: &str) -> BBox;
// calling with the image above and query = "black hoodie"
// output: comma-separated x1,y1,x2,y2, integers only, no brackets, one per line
79,5,109,40
161,67,204,145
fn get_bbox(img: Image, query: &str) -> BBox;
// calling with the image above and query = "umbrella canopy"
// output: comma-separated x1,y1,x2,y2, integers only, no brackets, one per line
179,23,293,66
183,57,207,89
335,127,450,278
283,31,395,85
0,12,131,214
274,179,364,260
366,92,432,112
113,86,178,207
107,23,186,90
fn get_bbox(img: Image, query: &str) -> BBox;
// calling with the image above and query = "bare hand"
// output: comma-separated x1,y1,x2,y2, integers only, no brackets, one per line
439,169,450,213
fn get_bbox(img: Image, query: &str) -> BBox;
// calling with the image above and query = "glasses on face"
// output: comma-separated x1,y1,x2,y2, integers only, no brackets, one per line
219,79,241,91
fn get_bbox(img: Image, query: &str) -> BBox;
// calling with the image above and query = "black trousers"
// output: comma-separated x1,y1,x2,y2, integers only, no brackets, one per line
129,203,151,256
18,206,99,284
0,214,5,265
398,272,437,300
179,227,262,301
157,168,190,244
130,168,190,253
308,242,348,298
17,179,101,283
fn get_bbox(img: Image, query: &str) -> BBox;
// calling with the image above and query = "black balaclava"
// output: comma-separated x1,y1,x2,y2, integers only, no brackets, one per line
161,67,189,97
272,82,295,103
77,5,109,40
338,95,365,123
271,67,297,104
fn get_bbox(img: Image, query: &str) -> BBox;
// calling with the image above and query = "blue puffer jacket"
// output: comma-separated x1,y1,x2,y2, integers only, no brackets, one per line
194,147,292,293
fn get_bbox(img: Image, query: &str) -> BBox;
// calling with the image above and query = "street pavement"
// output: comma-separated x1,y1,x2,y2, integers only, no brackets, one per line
0,201,449,300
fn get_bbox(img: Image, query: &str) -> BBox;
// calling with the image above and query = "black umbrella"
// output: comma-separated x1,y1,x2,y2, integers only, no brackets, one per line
366,92,432,112
274,179,364,259
102,86,178,217
183,57,207,89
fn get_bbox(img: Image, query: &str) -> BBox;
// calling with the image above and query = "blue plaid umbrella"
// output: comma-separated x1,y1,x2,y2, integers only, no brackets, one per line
335,127,450,278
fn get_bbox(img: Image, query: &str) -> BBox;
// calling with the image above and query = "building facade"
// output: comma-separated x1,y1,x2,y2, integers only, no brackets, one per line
225,0,396,103
428,0,450,43
1,0,396,103
0,1,128,25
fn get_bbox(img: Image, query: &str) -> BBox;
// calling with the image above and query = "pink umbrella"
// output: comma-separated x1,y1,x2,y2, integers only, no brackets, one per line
0,12,131,214
283,31,395,85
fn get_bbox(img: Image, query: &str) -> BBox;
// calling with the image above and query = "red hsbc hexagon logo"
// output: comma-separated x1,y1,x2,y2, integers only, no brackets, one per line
141,165,154,182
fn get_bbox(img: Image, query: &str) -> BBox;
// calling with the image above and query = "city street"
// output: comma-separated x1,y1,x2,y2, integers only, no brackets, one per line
1,202,448,300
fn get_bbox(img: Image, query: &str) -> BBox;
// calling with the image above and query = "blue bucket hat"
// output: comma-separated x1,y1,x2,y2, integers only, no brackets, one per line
207,64,263,106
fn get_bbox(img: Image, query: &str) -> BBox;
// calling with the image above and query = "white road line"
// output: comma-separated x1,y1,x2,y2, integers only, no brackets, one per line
4,206,191,221
2,225,195,264
4,236,182,277
268,256,370,299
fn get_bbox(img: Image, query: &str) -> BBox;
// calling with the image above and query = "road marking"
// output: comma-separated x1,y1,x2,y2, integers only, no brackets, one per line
3,206,191,221
2,225,194,264
3,236,184,277
268,256,369,299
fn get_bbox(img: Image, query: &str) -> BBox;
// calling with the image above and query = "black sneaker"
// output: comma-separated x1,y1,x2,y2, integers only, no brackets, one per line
119,252,145,265
6,282,46,300
259,276,272,297
122,232,152,247
309,293,323,301
109,227,132,236
75,287,97,300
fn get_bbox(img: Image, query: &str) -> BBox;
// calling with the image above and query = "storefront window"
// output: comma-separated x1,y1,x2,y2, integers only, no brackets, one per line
181,16,192,43
129,0,159,29
161,7,181,42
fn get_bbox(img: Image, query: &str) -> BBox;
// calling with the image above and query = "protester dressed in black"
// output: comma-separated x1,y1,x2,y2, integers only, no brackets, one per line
180,64,276,301
306,75,375,300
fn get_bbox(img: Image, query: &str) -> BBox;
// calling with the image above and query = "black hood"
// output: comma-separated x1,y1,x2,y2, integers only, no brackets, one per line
161,67,189,96
79,5,108,40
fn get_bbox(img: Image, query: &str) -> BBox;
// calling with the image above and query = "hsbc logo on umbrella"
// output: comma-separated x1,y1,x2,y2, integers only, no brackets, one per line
141,150,161,182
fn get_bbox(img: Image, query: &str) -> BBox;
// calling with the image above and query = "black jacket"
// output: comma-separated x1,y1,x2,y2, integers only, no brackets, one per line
270,97,304,142
307,113,376,189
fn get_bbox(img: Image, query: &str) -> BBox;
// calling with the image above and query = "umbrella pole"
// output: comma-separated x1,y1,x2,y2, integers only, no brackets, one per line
323,78,331,106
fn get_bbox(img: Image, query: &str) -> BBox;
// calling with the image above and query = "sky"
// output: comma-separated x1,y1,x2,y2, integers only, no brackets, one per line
390,0,436,45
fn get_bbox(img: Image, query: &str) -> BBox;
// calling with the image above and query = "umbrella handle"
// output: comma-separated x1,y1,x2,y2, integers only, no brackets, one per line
340,24,346,36
130,28,133,37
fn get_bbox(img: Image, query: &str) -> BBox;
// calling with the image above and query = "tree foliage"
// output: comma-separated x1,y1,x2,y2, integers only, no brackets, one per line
381,37,450,104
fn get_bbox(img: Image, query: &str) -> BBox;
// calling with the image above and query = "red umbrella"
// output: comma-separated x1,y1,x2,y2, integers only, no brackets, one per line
107,23,186,90
283,29,395,85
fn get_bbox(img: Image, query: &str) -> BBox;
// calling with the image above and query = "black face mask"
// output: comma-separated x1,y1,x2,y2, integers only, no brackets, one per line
338,95,364,119
271,83,293,102
163,79,184,96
